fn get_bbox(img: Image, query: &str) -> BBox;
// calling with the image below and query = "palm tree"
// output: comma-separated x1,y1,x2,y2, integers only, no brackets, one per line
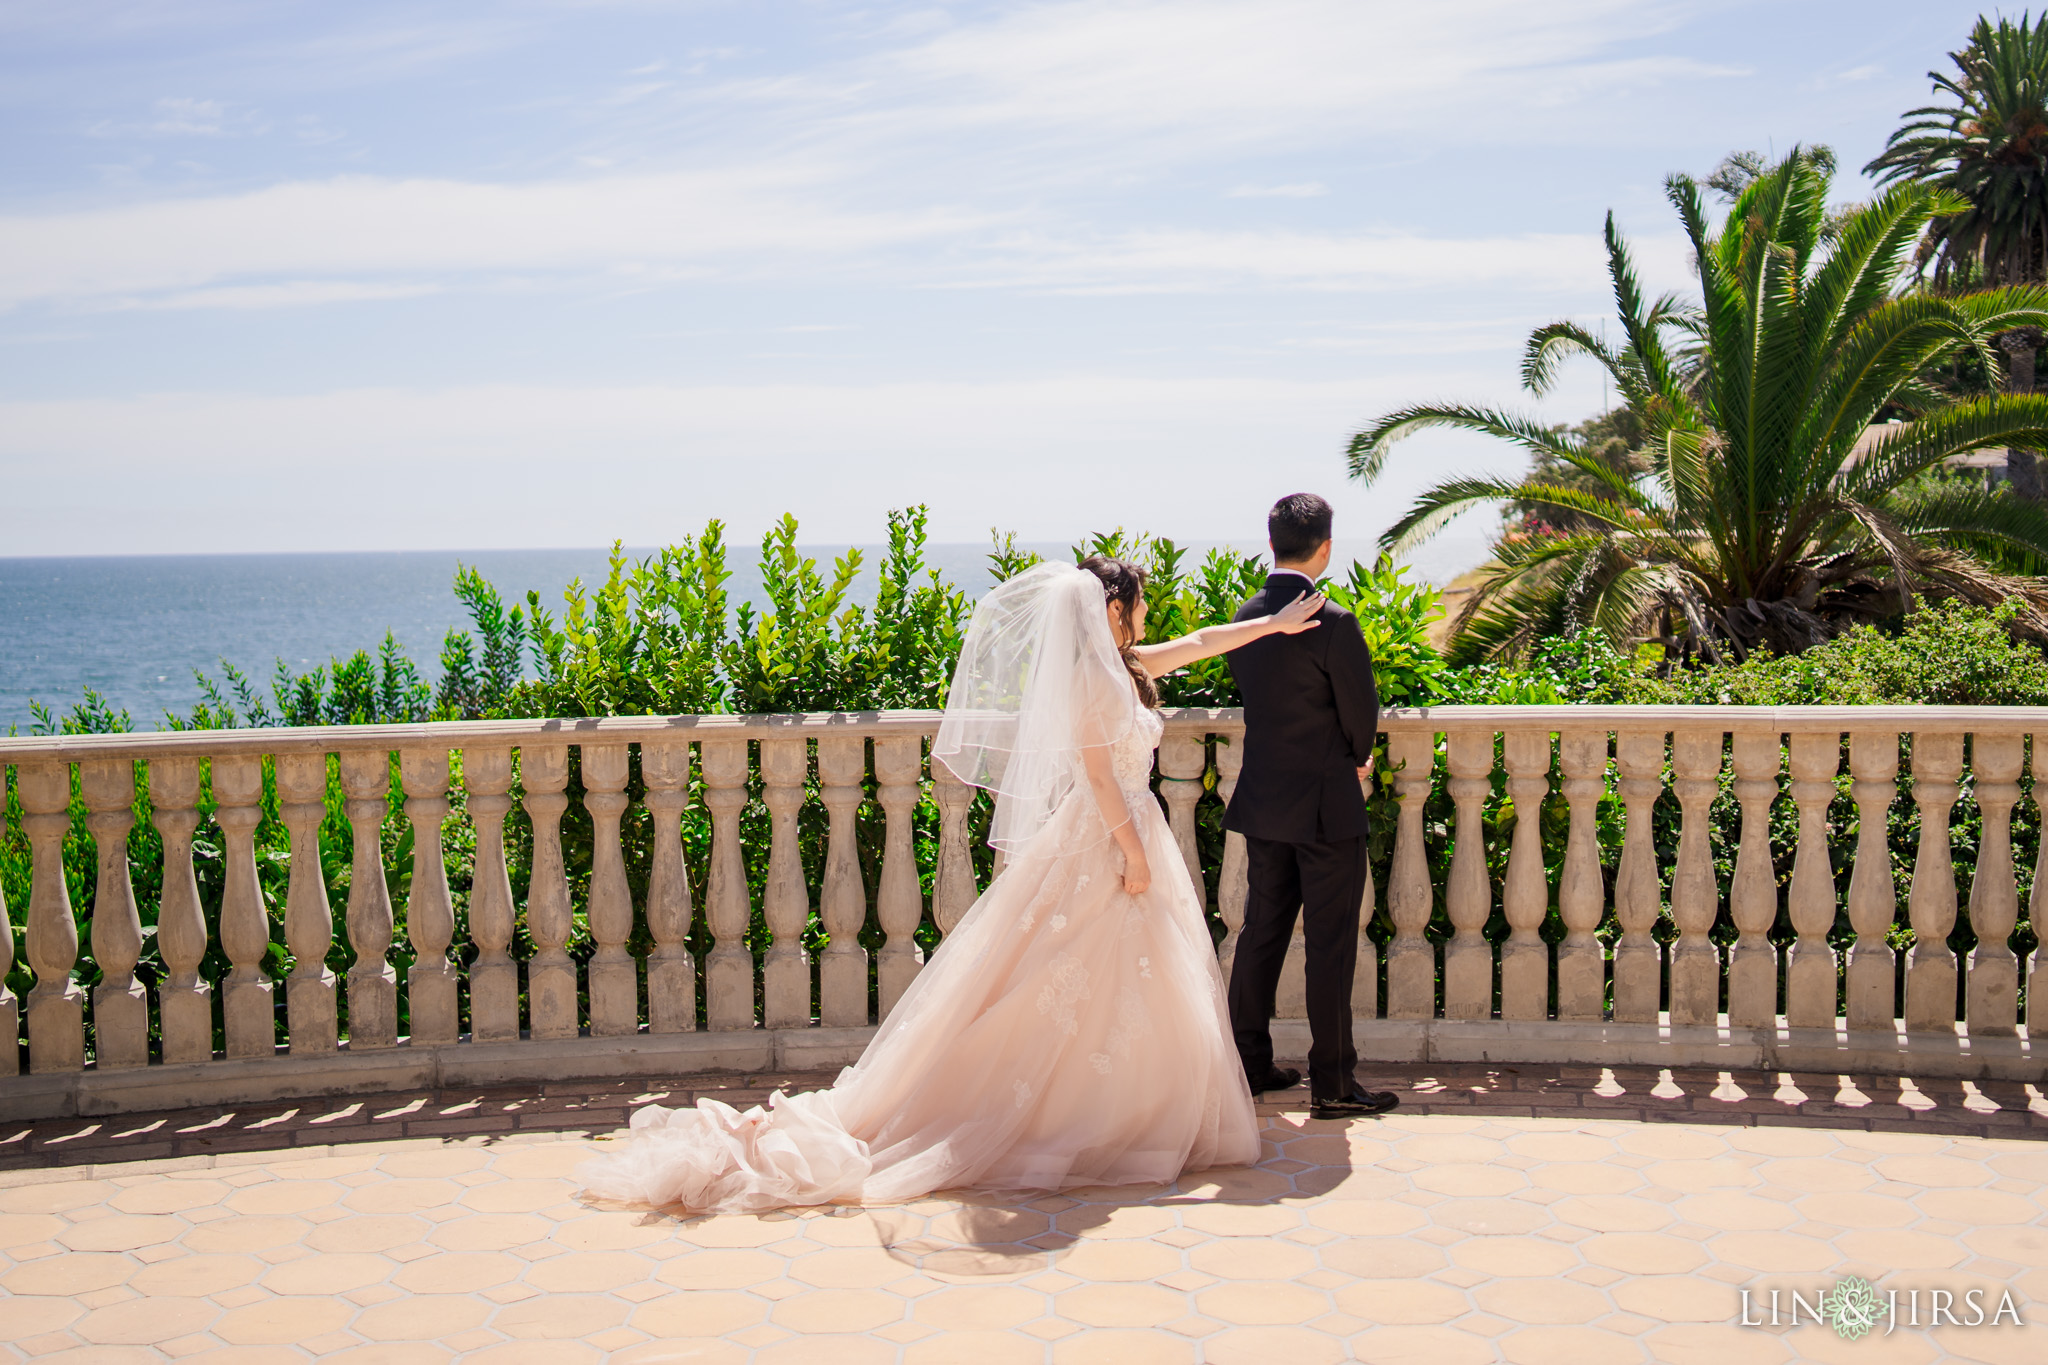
1348,150,2048,664
1868,13,2048,500
1867,12,2048,288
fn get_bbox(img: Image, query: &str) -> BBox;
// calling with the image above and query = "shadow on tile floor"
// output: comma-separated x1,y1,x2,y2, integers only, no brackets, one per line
5,1058,2043,1185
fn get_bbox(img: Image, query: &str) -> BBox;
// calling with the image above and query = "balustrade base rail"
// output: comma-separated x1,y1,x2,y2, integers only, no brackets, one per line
6,1015,2036,1124
1320,1018,2041,1083
0,1027,880,1123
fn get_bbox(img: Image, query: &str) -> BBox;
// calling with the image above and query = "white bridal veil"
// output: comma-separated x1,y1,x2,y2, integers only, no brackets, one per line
933,561,1141,853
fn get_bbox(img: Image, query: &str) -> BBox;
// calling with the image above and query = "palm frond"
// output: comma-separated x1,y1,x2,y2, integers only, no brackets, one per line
1348,403,1584,486
1601,211,1699,420
1375,477,1650,555
1887,481,2048,563
1842,394,2048,498
1799,292,2044,488
1520,320,1625,397
1804,182,1949,355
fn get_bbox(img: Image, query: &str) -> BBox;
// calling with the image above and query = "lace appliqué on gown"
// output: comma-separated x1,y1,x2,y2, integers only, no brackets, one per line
1036,955,1091,1035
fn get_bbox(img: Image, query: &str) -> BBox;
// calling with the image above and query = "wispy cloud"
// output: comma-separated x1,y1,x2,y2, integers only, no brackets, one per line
85,96,269,139
97,280,443,311
1227,183,1328,199
863,0,1724,161
574,0,1739,200
148,96,232,135
0,169,984,309
957,226,1693,296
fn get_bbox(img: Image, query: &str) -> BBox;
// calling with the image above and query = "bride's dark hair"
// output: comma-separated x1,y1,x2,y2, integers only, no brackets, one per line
1079,555,1159,710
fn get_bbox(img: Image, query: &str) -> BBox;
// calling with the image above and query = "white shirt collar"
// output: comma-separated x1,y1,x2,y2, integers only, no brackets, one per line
1269,567,1315,584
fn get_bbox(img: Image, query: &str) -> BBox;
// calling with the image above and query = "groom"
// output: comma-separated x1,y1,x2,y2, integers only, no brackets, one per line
1224,493,1400,1119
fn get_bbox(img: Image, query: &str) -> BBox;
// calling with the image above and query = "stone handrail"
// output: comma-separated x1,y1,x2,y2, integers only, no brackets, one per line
1,705,2042,1120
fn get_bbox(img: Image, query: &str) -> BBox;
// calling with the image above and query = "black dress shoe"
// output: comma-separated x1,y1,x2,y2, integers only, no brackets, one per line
1310,1088,1400,1119
1247,1067,1302,1094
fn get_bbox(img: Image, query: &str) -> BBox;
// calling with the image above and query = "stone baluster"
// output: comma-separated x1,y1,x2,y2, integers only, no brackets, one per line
462,747,519,1042
339,750,398,1049
641,741,697,1035
1904,732,1964,1034
1726,729,1782,1029
401,747,459,1045
1965,732,2024,1036
1499,728,1551,1022
519,744,576,1039
2031,734,2048,1040
580,744,637,1037
874,736,924,1016
1667,729,1723,1026
19,763,82,1073
1384,729,1436,1019
700,739,754,1030
1214,732,1249,976
1845,731,1900,1030
931,758,979,936
1554,729,1607,1022
81,759,147,1069
1610,729,1665,1025
149,759,211,1064
17,765,82,1069
276,754,337,1055
1157,731,1206,893
1442,728,1494,1020
1784,733,1842,1029
818,735,870,1027
759,737,811,1029
212,755,273,1059
0,791,13,1077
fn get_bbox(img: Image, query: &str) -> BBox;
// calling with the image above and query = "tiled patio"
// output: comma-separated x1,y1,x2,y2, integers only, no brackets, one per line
3,1063,2045,1364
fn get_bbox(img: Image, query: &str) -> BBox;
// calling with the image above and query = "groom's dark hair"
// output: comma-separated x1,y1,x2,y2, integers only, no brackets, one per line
1268,493,1333,562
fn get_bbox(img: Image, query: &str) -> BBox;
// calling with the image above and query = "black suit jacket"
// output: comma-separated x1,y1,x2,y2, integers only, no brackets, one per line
1223,572,1380,843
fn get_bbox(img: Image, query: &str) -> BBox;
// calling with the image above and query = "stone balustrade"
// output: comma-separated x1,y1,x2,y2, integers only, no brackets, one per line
1,706,2042,1121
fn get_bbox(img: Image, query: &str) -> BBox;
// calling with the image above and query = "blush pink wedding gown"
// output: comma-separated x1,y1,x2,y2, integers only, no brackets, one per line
576,705,1260,1213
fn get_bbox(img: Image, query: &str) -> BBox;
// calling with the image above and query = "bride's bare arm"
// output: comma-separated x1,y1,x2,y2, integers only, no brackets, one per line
1129,591,1325,678
1079,742,1151,895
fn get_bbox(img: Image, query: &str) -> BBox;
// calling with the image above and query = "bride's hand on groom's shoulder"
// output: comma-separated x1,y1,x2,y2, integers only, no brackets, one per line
1269,591,1325,635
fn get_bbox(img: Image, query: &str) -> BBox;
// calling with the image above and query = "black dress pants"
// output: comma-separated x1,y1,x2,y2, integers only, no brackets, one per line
1227,833,1368,1100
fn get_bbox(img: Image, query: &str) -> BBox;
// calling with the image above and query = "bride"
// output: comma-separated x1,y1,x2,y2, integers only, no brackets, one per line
578,555,1327,1213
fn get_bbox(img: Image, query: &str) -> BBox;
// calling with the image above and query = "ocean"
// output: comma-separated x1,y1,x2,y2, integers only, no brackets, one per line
1,537,1477,732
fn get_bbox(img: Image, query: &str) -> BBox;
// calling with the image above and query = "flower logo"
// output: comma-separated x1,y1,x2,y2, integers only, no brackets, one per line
1823,1276,1883,1341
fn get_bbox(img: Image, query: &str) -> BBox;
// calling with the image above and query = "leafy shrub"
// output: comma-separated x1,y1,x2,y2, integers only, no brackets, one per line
519,527,734,719
1434,631,1646,705
437,567,531,719
1323,557,1447,708
519,507,968,718
1623,599,2048,706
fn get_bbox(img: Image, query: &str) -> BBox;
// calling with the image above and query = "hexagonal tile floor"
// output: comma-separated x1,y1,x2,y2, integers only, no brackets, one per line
3,1063,2045,1363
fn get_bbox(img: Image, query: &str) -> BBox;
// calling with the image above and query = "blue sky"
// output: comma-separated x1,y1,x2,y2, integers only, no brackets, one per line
0,0,1977,571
